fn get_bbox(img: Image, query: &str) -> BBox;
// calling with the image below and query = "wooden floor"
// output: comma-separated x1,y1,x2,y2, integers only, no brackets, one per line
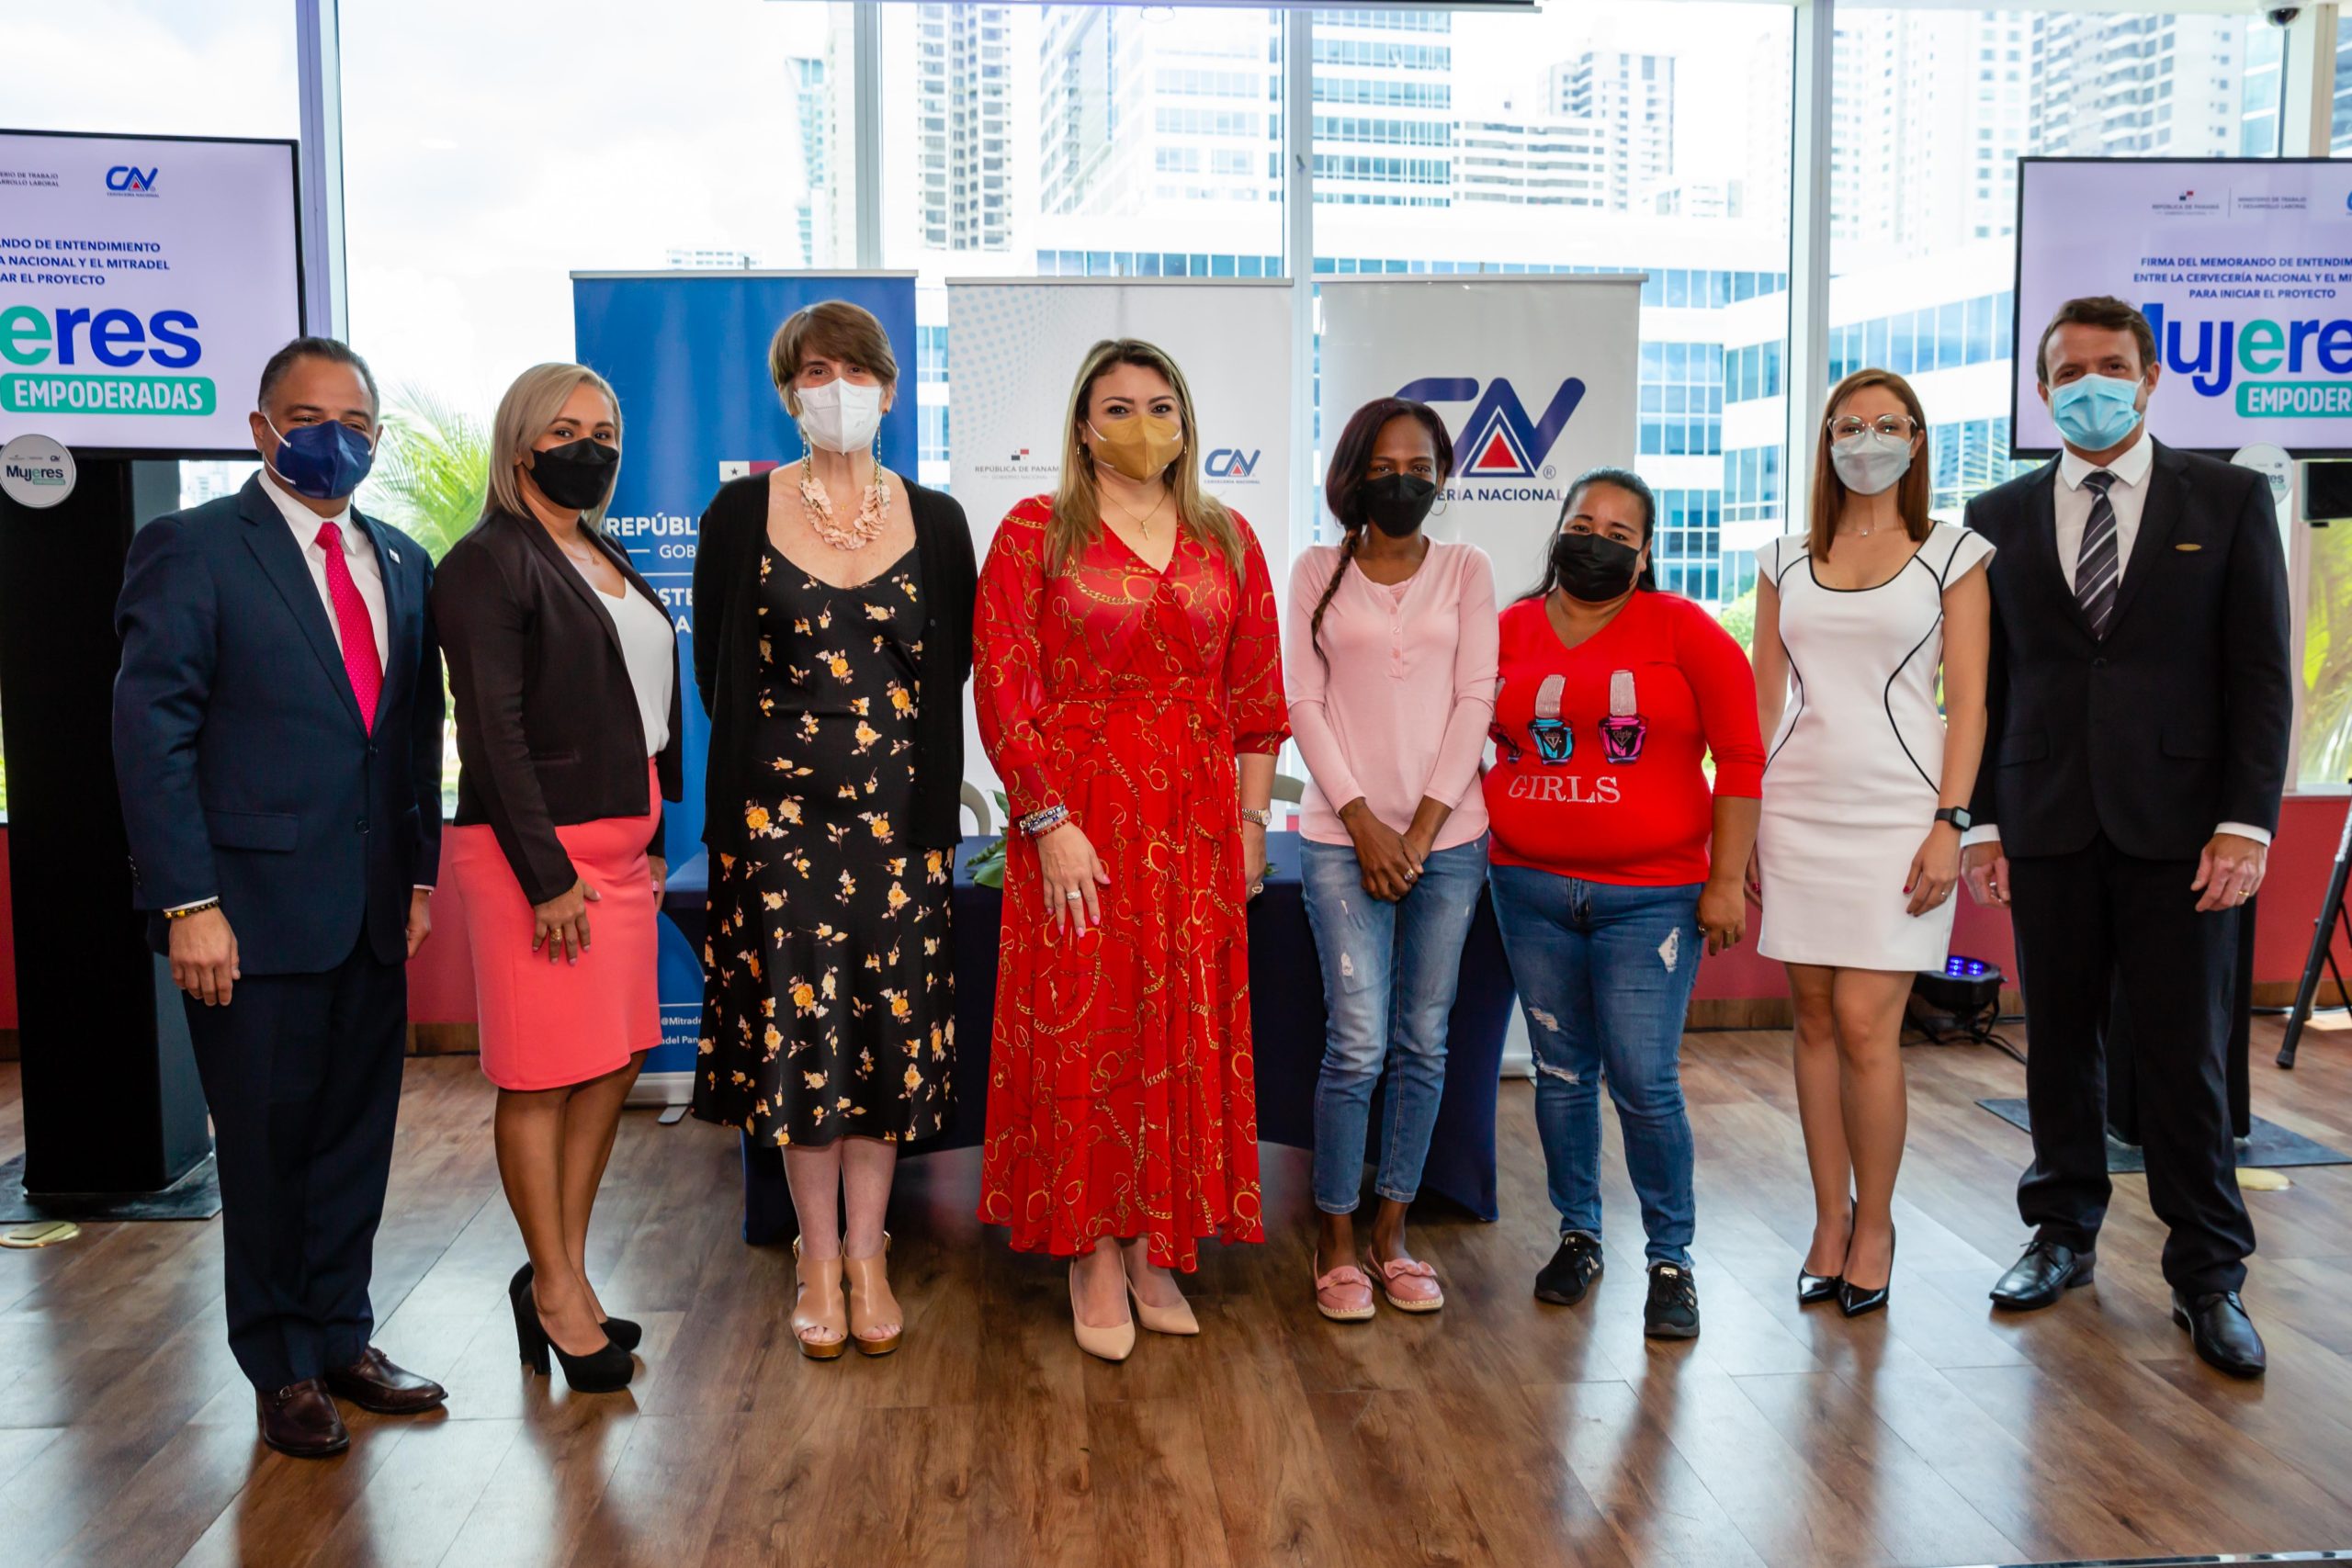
5,1022,2352,1568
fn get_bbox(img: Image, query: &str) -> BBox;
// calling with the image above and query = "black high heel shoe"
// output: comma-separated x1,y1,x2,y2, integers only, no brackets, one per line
1838,1227,1895,1318
508,1269,636,1392
1797,1211,1850,1305
511,1261,641,1353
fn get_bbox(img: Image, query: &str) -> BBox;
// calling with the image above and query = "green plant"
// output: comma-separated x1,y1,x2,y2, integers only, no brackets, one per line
1716,581,1758,651
362,384,490,562
967,792,1012,887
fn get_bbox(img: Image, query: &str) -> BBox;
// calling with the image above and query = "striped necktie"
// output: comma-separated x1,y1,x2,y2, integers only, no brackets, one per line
2074,469,2120,637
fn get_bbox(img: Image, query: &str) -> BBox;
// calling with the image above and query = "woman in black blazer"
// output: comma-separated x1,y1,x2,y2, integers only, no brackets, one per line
690,301,977,1360
435,363,684,1393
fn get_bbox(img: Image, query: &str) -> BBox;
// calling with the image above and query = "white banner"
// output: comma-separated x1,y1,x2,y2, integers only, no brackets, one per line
946,277,1296,808
0,131,300,456
1318,276,1643,591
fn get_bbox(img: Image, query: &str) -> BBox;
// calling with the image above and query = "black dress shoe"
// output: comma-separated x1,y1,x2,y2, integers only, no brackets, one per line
1534,1233,1606,1306
514,1260,640,1353
2173,1289,2267,1379
1797,1267,1840,1305
258,1378,350,1458
1838,1227,1894,1318
1989,1239,2095,1311
325,1347,447,1415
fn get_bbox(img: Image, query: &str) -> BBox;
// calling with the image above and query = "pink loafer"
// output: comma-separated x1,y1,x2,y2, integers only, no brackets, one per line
1314,1253,1376,1322
1363,1251,1444,1313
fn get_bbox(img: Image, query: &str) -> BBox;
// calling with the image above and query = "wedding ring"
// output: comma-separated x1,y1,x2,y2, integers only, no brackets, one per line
1063,890,1082,901
1405,868,1419,881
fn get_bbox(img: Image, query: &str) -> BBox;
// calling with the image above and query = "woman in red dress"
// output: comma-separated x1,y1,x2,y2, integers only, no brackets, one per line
974,338,1287,1361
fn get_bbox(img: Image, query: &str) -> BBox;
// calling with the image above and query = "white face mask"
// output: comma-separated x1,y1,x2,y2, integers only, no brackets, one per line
1829,430,1914,497
797,378,885,455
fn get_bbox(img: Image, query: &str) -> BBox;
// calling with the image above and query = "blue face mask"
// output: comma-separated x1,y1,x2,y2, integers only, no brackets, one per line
263,415,375,501
2049,374,2145,452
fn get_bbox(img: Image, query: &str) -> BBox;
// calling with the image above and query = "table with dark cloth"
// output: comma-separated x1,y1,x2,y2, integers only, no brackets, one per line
666,832,1518,1245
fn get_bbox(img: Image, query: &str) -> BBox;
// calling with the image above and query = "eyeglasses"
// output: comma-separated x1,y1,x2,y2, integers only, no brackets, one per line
1828,413,1919,442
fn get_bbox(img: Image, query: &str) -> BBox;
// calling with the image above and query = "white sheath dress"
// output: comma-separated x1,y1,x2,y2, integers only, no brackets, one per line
1755,522,1996,972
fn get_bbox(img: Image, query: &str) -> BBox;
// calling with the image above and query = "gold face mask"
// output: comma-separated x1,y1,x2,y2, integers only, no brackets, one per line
1087,413,1185,482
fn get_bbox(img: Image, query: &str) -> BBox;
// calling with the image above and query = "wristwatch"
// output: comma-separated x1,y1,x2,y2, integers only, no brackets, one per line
1239,807,1272,828
1933,807,1973,831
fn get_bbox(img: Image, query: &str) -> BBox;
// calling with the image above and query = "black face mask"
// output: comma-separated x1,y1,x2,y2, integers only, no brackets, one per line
1355,473,1439,538
526,437,619,512
1552,531,1643,603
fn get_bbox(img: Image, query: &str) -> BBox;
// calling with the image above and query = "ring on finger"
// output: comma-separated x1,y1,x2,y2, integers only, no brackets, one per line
1063,889,1083,902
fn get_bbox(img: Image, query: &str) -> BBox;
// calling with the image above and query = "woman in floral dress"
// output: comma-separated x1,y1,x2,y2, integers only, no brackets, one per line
974,337,1288,1361
693,302,976,1359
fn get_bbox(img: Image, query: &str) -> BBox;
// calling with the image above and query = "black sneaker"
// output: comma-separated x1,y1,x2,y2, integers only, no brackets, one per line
1534,1233,1606,1306
1644,1262,1701,1339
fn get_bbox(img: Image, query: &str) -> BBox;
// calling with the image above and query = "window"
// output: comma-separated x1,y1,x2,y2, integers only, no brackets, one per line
878,5,1288,489
1309,3,1794,612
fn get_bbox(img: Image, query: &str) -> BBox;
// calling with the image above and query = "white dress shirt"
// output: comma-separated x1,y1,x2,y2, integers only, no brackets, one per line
1967,427,2269,851
260,469,391,668
571,556,677,756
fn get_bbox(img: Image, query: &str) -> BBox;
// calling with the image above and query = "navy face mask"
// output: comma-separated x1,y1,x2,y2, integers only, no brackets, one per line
264,416,376,501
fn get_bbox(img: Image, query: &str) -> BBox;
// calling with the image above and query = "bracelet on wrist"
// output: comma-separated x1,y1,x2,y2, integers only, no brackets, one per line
1019,804,1070,837
164,897,222,920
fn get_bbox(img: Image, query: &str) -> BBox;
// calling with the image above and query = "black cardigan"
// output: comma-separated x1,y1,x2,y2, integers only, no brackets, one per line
433,509,686,906
694,472,977,853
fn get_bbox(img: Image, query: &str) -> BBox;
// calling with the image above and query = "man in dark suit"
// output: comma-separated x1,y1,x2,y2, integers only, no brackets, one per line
1961,296,2292,1377
114,337,451,1454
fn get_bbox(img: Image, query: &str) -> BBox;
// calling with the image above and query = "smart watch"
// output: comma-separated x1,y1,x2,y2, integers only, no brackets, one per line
1933,807,1973,831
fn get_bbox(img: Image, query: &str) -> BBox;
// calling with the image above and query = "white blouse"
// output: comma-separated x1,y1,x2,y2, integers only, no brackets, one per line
575,559,676,756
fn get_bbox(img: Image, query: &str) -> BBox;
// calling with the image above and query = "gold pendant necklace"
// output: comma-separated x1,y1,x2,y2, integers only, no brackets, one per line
1102,487,1169,539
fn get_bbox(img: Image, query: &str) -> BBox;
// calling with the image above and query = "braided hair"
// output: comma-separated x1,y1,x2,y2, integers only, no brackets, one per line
1310,397,1456,670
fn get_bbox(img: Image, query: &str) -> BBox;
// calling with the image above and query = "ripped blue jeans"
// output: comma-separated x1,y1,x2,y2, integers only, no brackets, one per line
1489,864,1702,1268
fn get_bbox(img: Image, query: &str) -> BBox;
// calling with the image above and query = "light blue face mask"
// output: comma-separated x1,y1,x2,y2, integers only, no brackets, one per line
2050,373,2145,451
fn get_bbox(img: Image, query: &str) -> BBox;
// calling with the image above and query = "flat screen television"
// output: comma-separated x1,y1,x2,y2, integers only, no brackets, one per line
2013,156,2352,459
0,129,301,459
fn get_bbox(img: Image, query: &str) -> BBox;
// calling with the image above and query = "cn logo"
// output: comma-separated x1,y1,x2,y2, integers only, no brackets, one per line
1204,447,1261,479
1396,377,1585,479
106,166,157,193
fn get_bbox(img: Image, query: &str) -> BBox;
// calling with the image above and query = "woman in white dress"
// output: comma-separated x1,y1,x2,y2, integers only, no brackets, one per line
1751,368,1993,1318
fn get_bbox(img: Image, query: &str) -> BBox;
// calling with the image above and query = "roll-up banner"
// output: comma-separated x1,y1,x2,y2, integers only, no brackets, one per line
571,270,919,1081
1317,276,1644,590
946,277,1296,797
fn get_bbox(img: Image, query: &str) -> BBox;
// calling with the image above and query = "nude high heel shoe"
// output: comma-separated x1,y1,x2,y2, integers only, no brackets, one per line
1123,1249,1201,1336
1069,1261,1136,1362
843,1232,902,1357
791,1237,849,1361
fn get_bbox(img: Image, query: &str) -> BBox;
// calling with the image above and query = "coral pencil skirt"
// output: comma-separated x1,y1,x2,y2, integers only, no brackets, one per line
448,761,663,1091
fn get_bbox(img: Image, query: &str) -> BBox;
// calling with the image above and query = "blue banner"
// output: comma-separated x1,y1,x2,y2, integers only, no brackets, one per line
571,271,920,1077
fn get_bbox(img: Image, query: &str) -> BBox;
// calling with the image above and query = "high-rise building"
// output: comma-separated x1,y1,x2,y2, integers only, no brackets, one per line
1311,9,1455,208
913,3,1013,251
1450,116,1606,208
2034,12,2245,157
1039,6,1279,217
791,52,830,265
1548,49,1676,209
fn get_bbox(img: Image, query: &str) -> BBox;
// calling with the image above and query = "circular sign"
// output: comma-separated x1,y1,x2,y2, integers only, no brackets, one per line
2231,442,2294,511
0,434,75,510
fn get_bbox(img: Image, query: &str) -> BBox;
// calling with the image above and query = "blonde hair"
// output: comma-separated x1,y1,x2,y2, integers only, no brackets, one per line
483,362,624,529
1048,337,1239,573
770,300,899,417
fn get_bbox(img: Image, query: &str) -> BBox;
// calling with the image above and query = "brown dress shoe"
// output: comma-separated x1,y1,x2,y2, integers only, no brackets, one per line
324,1347,448,1415
258,1378,351,1458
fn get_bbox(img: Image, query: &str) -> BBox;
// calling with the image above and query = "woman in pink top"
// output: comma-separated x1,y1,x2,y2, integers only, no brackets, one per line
1284,397,1498,1322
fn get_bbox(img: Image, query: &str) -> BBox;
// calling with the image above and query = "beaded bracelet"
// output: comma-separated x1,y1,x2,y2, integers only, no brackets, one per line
164,897,222,920
1020,804,1070,837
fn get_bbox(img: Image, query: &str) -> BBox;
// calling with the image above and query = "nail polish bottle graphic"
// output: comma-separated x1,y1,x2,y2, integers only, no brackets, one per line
1599,670,1647,763
1530,673,1572,763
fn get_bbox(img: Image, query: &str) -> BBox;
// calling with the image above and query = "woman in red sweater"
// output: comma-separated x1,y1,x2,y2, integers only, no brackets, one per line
1486,468,1763,1340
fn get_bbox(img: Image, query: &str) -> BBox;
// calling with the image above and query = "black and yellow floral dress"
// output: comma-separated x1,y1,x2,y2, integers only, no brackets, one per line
692,544,954,1146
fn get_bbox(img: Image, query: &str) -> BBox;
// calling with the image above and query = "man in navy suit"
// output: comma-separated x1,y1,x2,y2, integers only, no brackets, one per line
114,337,451,1456
1961,297,2291,1378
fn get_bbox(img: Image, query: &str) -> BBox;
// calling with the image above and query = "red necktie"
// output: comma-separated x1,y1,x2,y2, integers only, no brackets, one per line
315,521,383,732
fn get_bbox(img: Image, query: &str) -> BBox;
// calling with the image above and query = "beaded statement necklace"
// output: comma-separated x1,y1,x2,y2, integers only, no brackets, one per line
799,453,891,551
